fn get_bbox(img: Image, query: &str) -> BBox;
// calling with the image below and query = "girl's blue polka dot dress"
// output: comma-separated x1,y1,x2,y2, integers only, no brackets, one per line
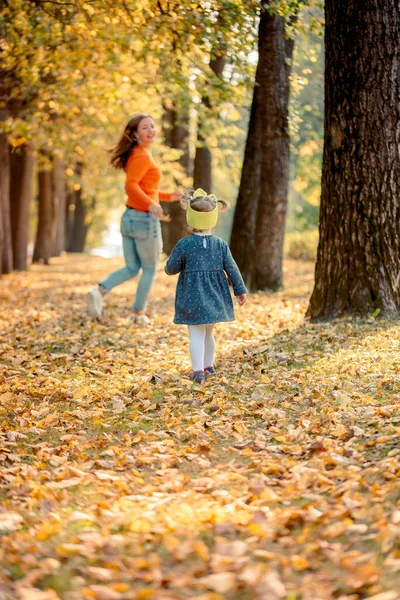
165,234,247,325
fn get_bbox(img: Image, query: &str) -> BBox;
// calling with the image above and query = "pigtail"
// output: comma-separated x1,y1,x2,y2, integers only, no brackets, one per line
217,198,230,213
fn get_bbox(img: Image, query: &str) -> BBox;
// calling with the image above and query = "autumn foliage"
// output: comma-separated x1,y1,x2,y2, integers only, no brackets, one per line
1,256,400,600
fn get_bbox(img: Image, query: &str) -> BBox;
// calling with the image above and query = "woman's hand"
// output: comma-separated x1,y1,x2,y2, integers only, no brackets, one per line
149,203,163,218
236,293,247,306
170,190,181,202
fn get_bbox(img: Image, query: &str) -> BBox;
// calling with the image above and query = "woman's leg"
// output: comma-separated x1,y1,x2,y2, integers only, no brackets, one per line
188,325,206,372
204,324,216,368
88,235,140,319
133,217,162,312
99,236,140,292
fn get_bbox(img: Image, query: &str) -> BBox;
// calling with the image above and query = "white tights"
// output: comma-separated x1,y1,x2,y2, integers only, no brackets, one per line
188,324,216,372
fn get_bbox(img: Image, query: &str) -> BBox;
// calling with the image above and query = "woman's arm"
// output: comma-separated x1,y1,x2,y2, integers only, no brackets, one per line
159,190,181,202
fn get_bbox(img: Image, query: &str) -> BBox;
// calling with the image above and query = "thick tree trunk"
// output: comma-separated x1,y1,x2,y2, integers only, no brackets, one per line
193,52,226,192
307,0,400,320
32,160,54,264
0,133,12,274
161,106,190,255
231,2,294,290
52,158,67,256
10,142,34,271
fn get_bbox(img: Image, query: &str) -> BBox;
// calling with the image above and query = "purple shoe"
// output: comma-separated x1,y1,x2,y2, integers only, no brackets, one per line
204,366,216,377
189,370,205,383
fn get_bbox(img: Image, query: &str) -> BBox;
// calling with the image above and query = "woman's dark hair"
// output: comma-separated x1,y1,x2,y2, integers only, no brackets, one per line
109,114,153,170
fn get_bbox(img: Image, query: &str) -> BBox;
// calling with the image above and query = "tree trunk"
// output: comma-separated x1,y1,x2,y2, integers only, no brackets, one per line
229,83,261,285
66,186,73,251
10,142,34,271
0,80,12,275
307,0,400,320
193,52,226,192
230,2,295,291
32,158,55,264
67,188,89,252
52,158,67,256
252,14,295,290
161,105,190,255
193,144,212,193
0,133,12,274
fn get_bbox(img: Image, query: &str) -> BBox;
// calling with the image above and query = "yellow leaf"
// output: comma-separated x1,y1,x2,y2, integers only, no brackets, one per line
134,590,154,600
291,555,311,571
193,540,210,561
112,584,130,593
36,522,62,540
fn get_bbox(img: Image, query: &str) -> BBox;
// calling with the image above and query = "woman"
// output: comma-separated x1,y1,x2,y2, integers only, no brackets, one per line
88,114,180,324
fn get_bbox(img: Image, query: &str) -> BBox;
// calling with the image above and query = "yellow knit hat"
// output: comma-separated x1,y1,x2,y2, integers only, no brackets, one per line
186,188,218,229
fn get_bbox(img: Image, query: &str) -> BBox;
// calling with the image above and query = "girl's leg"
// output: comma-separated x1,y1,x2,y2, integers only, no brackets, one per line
133,217,162,312
188,325,206,372
204,324,216,369
99,236,140,292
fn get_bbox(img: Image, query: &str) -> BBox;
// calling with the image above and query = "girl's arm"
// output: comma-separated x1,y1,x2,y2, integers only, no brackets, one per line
165,241,184,275
222,243,247,296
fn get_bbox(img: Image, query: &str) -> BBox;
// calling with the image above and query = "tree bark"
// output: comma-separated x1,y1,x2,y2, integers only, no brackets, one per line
230,2,295,291
67,186,91,253
229,80,261,285
66,162,89,253
0,77,13,275
32,157,55,264
10,142,34,271
253,14,295,290
161,105,190,255
67,189,87,252
307,0,400,320
52,158,67,256
0,133,12,274
193,52,226,192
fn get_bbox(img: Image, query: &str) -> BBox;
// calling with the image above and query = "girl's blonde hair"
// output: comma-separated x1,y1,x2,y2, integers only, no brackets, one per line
181,190,230,232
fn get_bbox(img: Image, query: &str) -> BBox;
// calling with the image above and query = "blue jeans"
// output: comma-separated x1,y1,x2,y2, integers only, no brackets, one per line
99,208,162,312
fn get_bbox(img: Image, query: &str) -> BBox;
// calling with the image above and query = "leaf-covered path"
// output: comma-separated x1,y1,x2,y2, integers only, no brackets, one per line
1,255,400,600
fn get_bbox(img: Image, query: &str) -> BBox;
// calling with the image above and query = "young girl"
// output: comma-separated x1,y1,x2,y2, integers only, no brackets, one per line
165,188,247,382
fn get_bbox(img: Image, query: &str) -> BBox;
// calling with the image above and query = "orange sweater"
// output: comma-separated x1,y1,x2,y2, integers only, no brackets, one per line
125,145,172,211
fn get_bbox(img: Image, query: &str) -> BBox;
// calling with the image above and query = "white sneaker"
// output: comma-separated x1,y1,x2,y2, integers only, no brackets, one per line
130,313,150,325
88,288,103,319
